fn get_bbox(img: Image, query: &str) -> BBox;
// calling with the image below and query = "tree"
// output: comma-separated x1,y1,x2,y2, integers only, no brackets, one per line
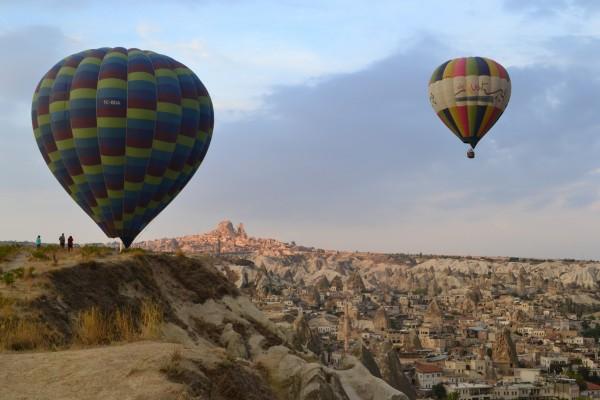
578,366,591,381
566,369,587,391
447,393,459,400
431,383,446,400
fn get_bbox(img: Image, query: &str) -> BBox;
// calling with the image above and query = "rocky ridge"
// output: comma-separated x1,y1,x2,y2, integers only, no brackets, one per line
136,221,600,295
0,252,408,400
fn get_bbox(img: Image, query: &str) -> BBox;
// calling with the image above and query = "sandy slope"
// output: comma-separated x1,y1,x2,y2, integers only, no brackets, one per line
0,341,186,400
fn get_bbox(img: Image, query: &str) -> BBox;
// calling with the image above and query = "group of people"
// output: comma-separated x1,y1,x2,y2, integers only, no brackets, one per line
34,234,74,251
59,233,74,251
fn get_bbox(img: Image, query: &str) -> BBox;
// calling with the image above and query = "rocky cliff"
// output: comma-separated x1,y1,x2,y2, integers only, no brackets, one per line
0,252,408,400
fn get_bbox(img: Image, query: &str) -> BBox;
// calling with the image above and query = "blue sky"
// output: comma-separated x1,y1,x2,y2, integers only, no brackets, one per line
2,1,600,259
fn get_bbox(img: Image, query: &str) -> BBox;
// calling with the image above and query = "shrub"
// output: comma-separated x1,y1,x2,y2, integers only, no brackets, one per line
160,348,183,376
123,247,147,255
0,318,49,351
140,300,163,339
0,244,20,262
74,306,111,345
12,268,24,279
73,300,163,346
0,295,15,319
114,308,137,342
1,272,15,286
29,249,49,261
23,266,35,280
175,247,186,258
80,245,113,260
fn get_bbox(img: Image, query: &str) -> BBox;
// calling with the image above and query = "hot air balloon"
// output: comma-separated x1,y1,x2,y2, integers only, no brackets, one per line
31,48,214,247
428,57,510,158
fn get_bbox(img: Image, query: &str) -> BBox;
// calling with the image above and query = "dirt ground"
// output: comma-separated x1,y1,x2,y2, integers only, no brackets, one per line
0,341,187,400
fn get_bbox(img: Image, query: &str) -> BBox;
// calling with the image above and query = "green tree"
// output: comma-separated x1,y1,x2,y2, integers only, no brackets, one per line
578,366,591,380
431,383,446,400
447,392,459,400
566,369,587,391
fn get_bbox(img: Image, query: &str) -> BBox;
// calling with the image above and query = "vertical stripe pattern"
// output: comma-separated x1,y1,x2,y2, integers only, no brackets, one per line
31,48,214,247
428,56,511,148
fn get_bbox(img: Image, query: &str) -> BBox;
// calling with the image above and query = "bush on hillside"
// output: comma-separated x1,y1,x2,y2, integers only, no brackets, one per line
0,244,20,262
80,245,113,260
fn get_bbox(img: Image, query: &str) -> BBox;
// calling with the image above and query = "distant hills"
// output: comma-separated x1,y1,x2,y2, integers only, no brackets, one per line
136,220,600,296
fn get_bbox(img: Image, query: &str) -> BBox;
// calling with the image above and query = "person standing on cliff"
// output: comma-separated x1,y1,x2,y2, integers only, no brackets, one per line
35,235,41,248
67,235,74,252
59,233,65,249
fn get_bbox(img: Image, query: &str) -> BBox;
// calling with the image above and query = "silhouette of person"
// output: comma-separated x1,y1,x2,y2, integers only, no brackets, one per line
67,235,74,252
59,233,65,249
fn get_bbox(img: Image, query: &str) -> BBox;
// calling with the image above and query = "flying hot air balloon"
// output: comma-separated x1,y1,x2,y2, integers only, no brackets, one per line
31,47,214,247
428,57,510,158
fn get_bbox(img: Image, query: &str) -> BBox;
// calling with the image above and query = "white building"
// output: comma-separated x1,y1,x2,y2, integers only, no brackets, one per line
445,383,493,400
540,355,568,369
415,363,443,390
493,382,551,399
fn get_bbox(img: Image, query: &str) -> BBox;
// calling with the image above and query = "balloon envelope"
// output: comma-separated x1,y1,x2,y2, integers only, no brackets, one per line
31,47,214,247
428,57,510,149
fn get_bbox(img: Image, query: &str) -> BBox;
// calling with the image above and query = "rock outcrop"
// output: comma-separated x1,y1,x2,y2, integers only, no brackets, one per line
137,221,600,294
493,328,519,374
346,271,366,293
373,307,390,332
293,312,322,355
0,253,410,399
375,342,417,400
220,322,249,359
357,344,382,379
404,330,422,351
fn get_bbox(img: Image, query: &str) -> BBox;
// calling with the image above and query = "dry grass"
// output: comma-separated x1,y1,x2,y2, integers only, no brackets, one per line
0,295,15,319
0,293,50,351
74,300,163,346
75,306,111,345
0,244,20,262
123,248,147,256
80,245,113,260
0,318,50,351
160,348,183,375
0,299,164,351
23,266,35,280
140,300,163,339
29,244,61,261
114,308,137,342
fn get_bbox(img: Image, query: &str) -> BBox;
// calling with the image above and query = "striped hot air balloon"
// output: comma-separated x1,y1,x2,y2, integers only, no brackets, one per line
31,48,214,247
428,57,510,158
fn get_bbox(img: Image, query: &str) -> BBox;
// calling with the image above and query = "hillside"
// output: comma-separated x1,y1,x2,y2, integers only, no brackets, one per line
136,220,600,298
0,246,408,400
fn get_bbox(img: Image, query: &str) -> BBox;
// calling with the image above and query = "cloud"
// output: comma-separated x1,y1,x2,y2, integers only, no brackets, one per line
0,26,74,102
3,23,600,258
197,36,600,213
502,0,600,17
136,34,600,258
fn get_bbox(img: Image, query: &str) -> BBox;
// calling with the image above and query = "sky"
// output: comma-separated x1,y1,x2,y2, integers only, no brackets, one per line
2,0,600,259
